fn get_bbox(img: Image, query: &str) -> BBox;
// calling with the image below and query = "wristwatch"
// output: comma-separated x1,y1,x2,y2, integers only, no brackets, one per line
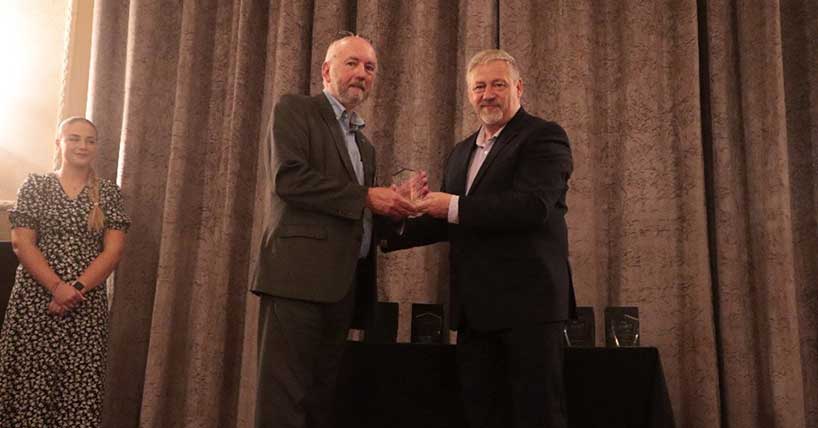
72,281,86,291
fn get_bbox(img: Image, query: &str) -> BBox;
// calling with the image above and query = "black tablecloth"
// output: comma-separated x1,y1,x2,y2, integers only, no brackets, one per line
0,241,16,328
336,342,675,428
565,347,675,428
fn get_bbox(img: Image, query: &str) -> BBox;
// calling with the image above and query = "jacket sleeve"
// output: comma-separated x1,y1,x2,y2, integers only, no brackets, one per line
273,95,368,220
458,122,572,230
380,214,448,252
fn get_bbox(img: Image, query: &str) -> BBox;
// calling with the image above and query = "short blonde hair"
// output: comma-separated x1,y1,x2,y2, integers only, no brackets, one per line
466,49,521,82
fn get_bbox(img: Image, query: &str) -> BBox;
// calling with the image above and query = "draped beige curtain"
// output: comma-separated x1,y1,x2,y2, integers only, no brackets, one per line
706,0,818,426
86,1,817,427
501,1,721,426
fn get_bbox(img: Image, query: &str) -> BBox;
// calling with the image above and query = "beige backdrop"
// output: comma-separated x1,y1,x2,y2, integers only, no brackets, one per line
0,0,95,202
83,1,817,427
0,1,68,201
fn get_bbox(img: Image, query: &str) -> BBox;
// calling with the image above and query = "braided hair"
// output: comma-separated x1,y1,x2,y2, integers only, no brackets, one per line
54,116,104,232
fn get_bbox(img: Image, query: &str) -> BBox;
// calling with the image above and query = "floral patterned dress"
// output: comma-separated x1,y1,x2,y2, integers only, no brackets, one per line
0,173,130,427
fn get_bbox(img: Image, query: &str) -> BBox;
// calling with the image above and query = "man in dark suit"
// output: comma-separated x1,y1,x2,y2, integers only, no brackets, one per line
385,49,575,428
251,34,416,428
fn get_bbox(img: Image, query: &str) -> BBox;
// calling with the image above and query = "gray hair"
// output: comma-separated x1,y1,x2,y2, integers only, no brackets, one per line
324,31,373,63
466,49,521,82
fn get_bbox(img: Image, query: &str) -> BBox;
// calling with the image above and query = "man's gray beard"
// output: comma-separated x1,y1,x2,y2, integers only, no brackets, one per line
478,108,503,126
340,87,367,108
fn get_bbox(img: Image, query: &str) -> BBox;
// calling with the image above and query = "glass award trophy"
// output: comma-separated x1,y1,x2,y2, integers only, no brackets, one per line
563,306,595,347
362,301,399,344
392,168,423,215
604,306,640,347
411,303,444,344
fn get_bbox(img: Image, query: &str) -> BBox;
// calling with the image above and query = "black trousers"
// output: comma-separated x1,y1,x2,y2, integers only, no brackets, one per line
457,321,567,428
254,285,356,428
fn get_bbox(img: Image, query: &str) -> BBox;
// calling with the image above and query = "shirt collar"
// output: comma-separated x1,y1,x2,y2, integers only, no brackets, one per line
323,90,365,130
476,124,506,148
475,105,521,147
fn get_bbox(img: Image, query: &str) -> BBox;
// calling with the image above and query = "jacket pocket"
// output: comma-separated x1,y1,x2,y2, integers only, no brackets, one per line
277,224,327,240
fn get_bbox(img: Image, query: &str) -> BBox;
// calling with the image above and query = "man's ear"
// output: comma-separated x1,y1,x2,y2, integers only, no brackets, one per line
321,62,330,84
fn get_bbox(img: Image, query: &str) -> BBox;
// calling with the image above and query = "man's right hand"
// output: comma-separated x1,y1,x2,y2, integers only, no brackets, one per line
366,187,418,219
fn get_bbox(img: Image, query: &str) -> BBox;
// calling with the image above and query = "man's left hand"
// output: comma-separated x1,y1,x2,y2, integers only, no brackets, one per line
417,192,453,219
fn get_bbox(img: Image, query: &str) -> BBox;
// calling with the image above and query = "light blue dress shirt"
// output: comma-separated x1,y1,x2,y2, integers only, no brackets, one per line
324,90,372,259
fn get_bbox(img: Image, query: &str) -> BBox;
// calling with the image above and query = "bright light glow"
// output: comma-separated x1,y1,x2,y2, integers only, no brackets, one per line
0,9,32,130
0,1,69,200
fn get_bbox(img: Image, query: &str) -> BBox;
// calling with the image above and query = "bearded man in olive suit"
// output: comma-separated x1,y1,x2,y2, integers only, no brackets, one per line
252,35,416,428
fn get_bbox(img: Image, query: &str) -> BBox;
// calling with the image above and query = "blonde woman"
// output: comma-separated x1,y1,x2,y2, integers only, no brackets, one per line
0,117,129,427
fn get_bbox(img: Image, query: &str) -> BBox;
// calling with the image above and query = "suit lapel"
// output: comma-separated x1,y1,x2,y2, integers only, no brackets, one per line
467,108,528,194
315,94,358,182
447,133,477,196
357,131,375,186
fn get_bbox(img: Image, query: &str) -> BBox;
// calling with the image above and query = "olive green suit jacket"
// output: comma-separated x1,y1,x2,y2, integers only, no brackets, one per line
252,94,378,323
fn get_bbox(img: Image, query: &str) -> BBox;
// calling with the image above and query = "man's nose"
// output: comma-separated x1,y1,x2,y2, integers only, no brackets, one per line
353,63,369,79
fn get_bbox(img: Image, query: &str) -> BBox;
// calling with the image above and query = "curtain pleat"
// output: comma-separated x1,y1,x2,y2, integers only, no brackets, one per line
706,0,817,426
501,1,720,426
84,1,817,426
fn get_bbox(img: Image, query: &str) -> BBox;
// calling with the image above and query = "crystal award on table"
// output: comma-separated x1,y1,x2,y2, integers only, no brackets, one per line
411,303,445,344
363,301,399,344
563,306,595,347
605,306,640,347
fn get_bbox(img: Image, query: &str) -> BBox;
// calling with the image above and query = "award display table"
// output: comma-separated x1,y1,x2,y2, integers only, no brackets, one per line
564,347,675,428
0,242,17,328
336,343,675,428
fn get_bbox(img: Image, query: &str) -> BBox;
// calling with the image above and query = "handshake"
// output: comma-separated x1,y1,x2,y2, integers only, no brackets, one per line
365,170,451,220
